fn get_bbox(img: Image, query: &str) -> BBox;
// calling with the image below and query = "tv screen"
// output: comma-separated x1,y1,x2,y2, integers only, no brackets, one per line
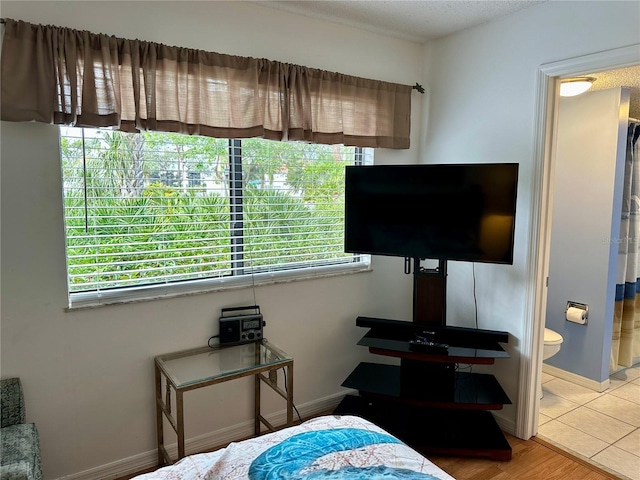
344,163,518,264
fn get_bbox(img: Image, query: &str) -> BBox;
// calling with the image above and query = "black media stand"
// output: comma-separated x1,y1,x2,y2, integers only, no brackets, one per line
334,317,512,460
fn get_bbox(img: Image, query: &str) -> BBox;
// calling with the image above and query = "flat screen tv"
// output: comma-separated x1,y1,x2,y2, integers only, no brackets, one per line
344,163,518,264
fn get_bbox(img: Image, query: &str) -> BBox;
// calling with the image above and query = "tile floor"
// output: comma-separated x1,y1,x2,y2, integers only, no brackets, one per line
538,364,640,480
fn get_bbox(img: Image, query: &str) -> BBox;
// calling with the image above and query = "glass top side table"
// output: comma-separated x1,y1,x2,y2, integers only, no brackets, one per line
154,340,293,465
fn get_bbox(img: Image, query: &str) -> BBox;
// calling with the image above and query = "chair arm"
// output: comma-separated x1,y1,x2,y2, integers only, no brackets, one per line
0,462,31,480
1,378,26,427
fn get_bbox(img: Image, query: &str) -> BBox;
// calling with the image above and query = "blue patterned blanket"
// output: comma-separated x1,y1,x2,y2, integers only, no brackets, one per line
134,415,455,479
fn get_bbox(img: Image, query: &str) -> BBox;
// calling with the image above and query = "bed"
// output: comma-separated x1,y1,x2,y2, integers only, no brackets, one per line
134,415,455,479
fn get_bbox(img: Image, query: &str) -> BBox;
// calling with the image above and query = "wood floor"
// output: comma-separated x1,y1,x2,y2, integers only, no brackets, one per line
117,432,620,480
428,434,620,480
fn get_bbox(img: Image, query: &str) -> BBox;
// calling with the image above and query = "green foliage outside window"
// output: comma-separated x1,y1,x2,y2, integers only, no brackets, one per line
60,129,362,293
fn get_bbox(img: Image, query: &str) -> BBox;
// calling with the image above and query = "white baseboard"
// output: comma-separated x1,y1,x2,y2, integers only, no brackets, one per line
542,363,609,392
55,391,348,480
493,411,516,436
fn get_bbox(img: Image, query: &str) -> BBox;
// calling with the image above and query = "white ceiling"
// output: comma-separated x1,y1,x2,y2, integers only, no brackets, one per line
587,66,640,120
256,0,547,42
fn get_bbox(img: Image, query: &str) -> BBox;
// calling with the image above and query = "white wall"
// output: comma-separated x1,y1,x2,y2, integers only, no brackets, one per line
420,0,640,424
4,1,640,478
0,2,423,478
545,88,630,384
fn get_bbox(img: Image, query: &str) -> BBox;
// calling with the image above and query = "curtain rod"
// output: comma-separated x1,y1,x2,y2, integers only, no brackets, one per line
0,17,424,93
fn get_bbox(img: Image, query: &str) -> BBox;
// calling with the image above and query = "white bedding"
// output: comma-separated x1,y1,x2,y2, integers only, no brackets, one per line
134,415,455,479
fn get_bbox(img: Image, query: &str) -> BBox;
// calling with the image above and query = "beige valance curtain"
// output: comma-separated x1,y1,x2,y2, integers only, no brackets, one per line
1,19,412,148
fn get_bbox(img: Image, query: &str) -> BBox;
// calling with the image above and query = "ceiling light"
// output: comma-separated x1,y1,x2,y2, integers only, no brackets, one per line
560,77,596,97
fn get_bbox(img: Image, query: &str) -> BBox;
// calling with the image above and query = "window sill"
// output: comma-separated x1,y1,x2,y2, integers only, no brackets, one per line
65,263,372,311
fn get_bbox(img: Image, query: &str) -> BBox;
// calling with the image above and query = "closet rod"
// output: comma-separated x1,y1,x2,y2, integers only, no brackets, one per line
630,117,640,124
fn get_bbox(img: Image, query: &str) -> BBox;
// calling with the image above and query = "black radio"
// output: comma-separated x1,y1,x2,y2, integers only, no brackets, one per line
219,305,265,345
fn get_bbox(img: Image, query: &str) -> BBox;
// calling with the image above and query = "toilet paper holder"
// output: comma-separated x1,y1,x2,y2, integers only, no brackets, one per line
565,301,588,325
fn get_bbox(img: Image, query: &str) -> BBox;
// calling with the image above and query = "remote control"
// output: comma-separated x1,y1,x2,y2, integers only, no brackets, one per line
409,338,449,353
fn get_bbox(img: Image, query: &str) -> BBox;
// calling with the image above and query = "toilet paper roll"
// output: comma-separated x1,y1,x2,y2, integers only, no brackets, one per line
566,306,587,324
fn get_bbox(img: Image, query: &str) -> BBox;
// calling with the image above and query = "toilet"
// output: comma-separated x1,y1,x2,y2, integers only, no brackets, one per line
540,328,563,398
543,328,563,360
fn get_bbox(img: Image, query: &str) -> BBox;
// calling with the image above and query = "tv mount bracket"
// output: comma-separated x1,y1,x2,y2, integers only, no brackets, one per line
404,257,447,277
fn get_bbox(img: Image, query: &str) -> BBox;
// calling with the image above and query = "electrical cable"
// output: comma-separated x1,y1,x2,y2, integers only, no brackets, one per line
471,263,479,375
246,249,258,310
207,336,301,423
472,263,478,329
81,128,89,232
281,367,302,423
251,263,257,309
456,363,473,372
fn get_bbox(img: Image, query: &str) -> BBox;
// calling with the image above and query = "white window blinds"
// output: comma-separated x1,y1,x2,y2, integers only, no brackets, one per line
60,127,371,307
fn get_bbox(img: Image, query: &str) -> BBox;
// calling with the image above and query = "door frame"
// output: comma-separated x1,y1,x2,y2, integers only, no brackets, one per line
518,43,640,440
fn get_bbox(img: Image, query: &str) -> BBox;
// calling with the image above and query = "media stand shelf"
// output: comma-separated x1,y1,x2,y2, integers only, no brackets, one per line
342,363,511,409
334,317,513,461
358,328,510,364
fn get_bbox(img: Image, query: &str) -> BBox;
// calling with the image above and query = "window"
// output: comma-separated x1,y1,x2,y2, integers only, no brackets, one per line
60,128,372,307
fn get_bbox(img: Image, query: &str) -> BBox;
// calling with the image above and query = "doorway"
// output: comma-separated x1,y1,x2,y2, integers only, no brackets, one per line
521,45,640,480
